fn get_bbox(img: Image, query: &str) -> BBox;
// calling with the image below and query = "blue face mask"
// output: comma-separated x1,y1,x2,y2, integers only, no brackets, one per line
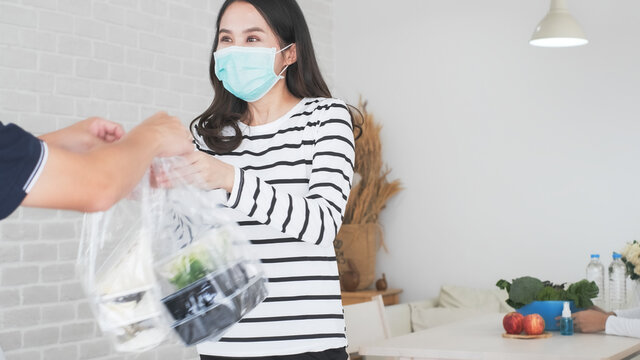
214,44,293,103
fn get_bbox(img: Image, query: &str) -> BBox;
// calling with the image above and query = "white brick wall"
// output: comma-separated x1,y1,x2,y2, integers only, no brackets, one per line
0,0,334,359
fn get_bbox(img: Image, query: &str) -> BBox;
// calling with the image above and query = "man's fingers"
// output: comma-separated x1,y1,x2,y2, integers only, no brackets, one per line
101,122,125,142
88,118,125,142
103,133,119,143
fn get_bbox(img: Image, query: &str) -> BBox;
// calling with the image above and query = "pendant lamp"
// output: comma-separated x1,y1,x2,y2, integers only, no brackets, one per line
530,0,588,47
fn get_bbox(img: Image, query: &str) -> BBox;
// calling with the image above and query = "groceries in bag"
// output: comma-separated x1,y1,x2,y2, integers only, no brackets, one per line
78,158,268,352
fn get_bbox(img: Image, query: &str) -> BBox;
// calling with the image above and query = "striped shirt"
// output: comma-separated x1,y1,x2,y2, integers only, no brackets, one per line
195,97,354,357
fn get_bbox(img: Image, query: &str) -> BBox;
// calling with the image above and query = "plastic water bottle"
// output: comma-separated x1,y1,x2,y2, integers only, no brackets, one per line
586,254,606,308
609,252,627,311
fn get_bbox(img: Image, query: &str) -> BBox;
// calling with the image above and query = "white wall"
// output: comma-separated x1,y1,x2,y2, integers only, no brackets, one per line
0,0,334,359
333,0,640,302
4,0,640,356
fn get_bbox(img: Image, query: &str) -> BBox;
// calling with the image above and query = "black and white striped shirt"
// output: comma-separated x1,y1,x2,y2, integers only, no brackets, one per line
195,97,354,357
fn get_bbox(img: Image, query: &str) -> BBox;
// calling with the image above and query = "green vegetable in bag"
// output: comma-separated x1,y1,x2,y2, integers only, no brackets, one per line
167,244,217,290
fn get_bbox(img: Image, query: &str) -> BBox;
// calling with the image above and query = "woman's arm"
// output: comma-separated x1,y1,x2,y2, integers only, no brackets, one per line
183,100,355,247
22,112,192,212
605,316,640,338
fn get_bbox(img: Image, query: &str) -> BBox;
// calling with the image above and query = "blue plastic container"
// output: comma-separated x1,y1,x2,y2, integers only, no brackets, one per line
517,301,580,331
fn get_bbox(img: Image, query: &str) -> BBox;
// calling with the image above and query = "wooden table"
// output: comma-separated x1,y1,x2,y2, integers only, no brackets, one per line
359,313,640,360
341,288,402,306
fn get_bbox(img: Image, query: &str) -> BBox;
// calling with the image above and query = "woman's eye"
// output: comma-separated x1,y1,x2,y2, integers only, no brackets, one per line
247,36,260,43
219,36,232,42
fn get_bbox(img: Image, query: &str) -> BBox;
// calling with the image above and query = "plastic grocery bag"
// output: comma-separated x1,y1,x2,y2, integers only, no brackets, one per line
78,158,268,352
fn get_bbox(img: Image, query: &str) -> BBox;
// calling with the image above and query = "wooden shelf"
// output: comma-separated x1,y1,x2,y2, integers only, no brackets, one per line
341,288,402,306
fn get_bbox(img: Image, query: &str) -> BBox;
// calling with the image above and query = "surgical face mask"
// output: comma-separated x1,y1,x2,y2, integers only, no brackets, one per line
213,44,293,103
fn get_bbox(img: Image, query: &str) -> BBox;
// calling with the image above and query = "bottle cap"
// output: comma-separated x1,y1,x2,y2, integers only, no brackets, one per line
590,254,600,259
613,252,622,260
562,301,572,317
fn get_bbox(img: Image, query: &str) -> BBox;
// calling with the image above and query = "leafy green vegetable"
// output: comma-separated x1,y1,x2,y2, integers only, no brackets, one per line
509,276,544,307
497,276,598,309
496,279,524,308
536,286,565,301
541,281,566,291
168,246,217,290
565,279,599,308
496,279,511,293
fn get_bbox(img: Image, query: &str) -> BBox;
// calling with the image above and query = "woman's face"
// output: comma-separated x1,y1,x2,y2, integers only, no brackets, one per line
217,2,283,49
216,1,296,88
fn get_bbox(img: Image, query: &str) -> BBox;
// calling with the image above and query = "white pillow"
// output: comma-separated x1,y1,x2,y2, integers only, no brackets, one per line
438,285,511,312
411,306,483,331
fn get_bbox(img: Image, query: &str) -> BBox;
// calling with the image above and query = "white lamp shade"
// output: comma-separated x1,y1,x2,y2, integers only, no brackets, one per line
530,0,588,47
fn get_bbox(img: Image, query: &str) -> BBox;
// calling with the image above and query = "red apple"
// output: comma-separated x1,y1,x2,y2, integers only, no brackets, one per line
523,314,545,335
502,312,524,334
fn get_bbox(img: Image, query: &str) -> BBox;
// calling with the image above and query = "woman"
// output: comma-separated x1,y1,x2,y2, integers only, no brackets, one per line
183,1,360,359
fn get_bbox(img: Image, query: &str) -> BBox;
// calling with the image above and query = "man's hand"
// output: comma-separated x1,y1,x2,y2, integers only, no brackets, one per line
86,117,125,143
39,117,125,152
134,111,193,157
23,112,193,213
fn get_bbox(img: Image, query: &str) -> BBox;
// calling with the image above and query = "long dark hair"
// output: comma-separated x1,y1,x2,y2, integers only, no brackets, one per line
191,0,361,153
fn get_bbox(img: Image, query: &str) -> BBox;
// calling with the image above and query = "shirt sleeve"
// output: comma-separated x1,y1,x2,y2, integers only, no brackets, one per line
613,307,640,319
605,315,640,338
0,122,49,220
226,100,355,247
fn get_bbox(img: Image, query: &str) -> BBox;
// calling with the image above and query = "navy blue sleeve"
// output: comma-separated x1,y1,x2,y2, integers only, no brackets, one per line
0,122,47,220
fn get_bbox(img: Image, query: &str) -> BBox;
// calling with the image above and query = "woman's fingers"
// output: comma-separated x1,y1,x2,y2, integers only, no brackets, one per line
169,159,203,180
149,151,221,190
571,310,608,333
150,153,208,188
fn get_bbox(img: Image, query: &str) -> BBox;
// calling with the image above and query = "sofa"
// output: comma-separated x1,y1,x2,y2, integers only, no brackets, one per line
383,284,513,337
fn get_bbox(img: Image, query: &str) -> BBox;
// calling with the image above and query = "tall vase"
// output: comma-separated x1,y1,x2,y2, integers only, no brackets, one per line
333,223,383,291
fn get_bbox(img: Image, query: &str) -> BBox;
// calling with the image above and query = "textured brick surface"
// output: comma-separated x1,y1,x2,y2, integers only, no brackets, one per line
0,0,334,359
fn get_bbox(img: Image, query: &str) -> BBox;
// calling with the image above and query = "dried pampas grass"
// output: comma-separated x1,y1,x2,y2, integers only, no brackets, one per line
343,100,402,225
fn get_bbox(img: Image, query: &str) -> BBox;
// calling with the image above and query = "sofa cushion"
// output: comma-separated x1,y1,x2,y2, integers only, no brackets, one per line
408,285,512,332
438,285,512,313
411,306,484,331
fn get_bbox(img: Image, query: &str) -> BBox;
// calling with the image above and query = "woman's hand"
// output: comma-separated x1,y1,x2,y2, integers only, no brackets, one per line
571,309,613,333
590,305,616,316
155,151,235,192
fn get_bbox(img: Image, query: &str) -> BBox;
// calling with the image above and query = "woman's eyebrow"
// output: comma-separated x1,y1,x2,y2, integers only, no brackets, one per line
218,27,265,34
244,27,265,34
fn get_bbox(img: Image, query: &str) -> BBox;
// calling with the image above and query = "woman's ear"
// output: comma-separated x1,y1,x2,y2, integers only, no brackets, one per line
285,43,297,65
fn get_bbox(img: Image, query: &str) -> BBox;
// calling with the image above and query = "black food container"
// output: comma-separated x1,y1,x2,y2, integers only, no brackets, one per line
161,262,267,345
